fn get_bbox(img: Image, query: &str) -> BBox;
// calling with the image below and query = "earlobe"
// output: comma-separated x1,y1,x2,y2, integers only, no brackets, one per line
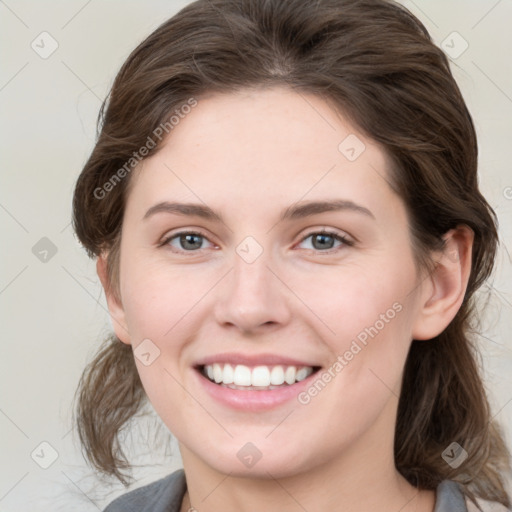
96,255,131,345
411,226,474,341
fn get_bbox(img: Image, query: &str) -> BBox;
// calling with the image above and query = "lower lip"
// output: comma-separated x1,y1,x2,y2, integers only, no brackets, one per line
194,368,320,411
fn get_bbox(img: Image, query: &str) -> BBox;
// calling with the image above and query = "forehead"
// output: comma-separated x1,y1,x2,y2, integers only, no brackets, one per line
126,87,400,223
154,87,386,169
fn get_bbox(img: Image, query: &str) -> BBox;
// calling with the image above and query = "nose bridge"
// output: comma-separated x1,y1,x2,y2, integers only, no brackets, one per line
214,235,290,332
233,239,271,295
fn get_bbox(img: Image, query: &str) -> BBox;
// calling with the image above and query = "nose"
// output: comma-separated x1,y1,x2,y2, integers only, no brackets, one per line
213,244,292,334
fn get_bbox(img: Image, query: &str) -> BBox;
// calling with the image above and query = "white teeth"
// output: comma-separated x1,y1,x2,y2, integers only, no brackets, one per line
202,363,315,388
251,366,270,387
233,365,252,386
296,367,313,382
284,366,296,385
222,363,234,384
270,366,285,385
213,363,223,383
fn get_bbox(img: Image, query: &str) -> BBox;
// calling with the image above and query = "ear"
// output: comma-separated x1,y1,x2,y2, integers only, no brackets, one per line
96,254,131,345
411,225,474,340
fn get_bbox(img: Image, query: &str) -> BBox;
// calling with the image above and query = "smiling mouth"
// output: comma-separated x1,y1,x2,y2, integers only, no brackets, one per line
197,363,321,390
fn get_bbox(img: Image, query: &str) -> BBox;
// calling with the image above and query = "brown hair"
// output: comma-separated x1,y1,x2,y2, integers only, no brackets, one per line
72,0,511,505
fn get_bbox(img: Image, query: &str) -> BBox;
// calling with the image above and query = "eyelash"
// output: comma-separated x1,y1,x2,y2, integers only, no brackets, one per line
159,229,354,254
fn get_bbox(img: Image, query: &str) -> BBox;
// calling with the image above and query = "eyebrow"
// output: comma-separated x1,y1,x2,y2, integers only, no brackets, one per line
143,199,375,223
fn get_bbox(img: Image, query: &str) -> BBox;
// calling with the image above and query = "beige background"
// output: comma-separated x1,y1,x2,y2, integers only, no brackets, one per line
1,0,511,509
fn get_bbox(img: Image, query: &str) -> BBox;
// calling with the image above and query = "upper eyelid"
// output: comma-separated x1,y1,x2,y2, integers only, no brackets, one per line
160,229,216,248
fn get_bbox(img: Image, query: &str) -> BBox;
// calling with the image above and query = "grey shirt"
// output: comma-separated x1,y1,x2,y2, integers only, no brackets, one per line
103,469,478,512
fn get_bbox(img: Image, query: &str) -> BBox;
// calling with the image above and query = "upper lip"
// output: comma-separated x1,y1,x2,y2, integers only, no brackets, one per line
194,353,321,368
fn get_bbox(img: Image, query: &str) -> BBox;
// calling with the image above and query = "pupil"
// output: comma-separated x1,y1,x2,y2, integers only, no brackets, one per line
182,234,201,250
313,234,333,250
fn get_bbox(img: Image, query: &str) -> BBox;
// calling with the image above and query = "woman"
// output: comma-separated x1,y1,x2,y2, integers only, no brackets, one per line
72,0,511,510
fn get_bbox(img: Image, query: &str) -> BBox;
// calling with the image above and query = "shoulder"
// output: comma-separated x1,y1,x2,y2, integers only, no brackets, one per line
465,496,510,512
103,469,187,512
435,480,510,512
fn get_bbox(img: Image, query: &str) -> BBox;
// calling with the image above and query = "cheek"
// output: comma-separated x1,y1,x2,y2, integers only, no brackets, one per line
284,258,415,343
121,258,217,339
290,259,418,408
334,295,416,404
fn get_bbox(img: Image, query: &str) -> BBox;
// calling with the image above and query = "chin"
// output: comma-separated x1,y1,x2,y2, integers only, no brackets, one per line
195,439,314,480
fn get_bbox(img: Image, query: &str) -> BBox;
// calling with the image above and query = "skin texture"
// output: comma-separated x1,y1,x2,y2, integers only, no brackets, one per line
97,87,473,512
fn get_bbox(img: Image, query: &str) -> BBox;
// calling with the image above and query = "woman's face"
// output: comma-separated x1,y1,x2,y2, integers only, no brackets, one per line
107,87,434,478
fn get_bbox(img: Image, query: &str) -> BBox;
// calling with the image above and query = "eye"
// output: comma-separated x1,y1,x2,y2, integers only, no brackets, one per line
160,231,214,252
159,229,353,254
297,230,353,253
